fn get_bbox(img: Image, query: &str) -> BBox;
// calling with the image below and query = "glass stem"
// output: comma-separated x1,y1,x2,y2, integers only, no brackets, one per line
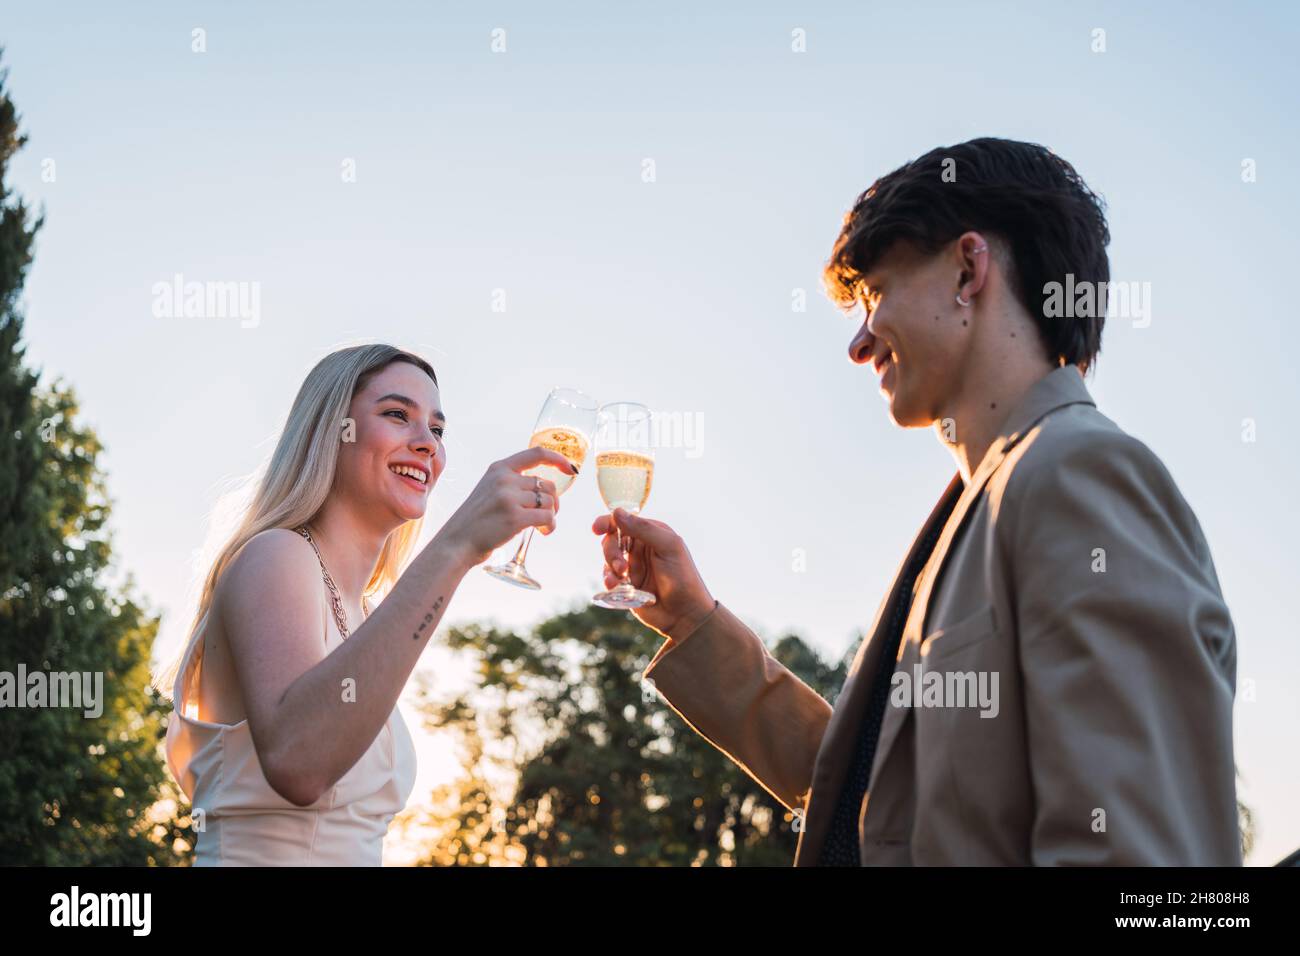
615,522,632,588
511,527,536,567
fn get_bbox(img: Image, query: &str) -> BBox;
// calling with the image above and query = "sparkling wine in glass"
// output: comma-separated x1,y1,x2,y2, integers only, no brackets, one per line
484,387,598,590
592,402,657,609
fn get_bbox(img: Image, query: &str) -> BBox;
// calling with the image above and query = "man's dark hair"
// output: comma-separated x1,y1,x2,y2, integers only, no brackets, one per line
823,137,1110,372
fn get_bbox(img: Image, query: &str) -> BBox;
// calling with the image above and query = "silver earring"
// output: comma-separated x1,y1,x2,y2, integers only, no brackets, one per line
956,245,984,305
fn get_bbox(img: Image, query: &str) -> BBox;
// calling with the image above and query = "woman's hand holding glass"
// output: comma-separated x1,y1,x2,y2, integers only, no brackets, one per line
484,387,599,589
438,446,575,570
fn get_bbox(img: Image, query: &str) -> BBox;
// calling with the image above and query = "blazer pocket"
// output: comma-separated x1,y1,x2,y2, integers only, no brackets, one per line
921,604,998,661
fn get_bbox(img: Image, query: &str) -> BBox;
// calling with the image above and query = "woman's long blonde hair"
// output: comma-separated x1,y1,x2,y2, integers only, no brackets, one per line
152,344,438,698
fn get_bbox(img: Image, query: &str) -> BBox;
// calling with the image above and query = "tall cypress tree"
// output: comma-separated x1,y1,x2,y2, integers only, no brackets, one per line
0,51,187,865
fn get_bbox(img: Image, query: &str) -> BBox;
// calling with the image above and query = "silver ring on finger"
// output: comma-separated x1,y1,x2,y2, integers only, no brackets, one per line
534,491,543,508
534,476,542,491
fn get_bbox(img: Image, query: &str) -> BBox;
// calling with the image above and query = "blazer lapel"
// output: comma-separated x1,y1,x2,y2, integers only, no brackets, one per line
865,450,1007,790
866,365,1099,799
794,472,964,865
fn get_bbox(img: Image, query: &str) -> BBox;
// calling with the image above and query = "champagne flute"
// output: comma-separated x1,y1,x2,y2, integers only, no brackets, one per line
484,387,598,590
591,402,657,609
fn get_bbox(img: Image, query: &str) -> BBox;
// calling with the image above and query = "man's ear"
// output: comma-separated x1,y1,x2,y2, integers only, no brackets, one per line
954,231,992,305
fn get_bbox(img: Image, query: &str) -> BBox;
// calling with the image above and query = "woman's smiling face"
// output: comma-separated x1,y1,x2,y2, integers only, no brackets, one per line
335,360,446,525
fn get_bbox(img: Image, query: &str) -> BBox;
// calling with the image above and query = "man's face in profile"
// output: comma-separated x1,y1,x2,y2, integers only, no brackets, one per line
846,239,975,430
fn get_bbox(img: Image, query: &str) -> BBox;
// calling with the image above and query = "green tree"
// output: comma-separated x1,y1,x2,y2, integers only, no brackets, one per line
0,52,187,865
413,605,845,866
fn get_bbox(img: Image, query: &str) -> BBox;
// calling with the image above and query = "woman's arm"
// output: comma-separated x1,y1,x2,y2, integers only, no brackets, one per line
218,447,573,806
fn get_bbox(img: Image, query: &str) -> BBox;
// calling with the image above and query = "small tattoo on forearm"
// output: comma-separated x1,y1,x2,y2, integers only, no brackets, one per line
413,596,445,640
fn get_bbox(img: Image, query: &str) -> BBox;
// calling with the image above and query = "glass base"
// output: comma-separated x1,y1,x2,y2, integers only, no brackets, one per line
484,561,541,590
591,583,656,609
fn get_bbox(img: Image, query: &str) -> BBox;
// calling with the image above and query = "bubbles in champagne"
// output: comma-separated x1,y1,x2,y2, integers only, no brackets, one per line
596,451,654,512
526,427,590,496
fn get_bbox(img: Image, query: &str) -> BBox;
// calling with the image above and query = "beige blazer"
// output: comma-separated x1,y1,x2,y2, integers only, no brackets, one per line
645,366,1241,865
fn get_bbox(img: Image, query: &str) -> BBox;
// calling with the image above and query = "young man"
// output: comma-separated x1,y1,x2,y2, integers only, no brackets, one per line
592,138,1241,865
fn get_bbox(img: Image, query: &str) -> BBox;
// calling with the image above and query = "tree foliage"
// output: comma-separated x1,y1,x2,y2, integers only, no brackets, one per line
412,605,845,866
0,51,187,865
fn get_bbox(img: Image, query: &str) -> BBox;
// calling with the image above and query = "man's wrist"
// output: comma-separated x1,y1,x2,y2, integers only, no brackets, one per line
667,596,720,643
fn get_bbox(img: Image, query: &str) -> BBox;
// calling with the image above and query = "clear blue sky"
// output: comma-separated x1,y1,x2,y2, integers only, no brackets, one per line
5,0,1297,864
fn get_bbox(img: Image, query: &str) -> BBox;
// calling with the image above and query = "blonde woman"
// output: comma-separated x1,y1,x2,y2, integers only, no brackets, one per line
156,344,572,866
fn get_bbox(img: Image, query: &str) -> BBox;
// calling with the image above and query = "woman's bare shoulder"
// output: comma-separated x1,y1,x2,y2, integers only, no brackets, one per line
213,528,322,615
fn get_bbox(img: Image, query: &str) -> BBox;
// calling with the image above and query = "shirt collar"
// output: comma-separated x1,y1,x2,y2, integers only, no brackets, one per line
967,364,1096,484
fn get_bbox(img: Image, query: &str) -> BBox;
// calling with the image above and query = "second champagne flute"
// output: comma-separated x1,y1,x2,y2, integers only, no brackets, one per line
484,387,598,590
592,402,657,609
